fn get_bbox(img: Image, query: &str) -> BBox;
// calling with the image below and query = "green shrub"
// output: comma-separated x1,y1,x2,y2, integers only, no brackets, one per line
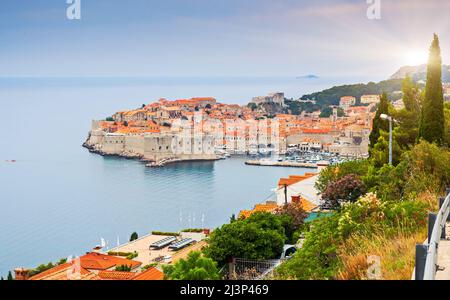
142,263,158,270
163,251,220,280
115,265,132,272
276,213,341,279
107,251,134,257
203,212,285,266
402,140,450,194
315,159,370,193
151,231,180,236
181,228,205,233
126,252,138,260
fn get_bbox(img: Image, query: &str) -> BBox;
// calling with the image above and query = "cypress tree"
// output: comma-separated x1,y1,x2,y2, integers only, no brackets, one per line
369,92,389,149
7,271,13,280
419,34,445,145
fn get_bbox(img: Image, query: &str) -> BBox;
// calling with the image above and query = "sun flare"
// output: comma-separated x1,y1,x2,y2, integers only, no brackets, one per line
404,50,429,66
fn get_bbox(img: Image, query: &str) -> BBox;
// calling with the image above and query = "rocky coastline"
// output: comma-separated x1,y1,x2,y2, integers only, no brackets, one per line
82,140,145,160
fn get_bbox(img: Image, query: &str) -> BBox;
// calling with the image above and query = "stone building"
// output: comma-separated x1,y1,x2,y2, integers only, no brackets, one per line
251,92,285,106
339,96,356,110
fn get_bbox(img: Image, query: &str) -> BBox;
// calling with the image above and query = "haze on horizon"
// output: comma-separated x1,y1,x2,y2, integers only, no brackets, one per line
1,0,450,80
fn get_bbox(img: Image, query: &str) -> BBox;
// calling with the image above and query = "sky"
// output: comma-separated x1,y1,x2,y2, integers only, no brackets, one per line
1,0,450,79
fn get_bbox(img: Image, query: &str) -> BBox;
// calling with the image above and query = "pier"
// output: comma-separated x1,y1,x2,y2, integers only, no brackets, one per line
245,160,318,169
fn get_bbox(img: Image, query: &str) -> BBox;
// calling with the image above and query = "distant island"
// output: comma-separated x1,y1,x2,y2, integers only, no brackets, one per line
296,74,319,79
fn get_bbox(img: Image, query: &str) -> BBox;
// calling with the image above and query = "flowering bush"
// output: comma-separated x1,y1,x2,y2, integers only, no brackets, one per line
337,192,429,238
337,193,385,237
322,174,366,209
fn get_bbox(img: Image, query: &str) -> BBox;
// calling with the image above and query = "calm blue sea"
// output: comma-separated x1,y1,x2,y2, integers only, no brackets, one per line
0,76,373,276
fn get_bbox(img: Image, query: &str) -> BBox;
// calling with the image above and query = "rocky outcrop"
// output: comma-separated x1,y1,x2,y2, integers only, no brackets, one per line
82,138,144,160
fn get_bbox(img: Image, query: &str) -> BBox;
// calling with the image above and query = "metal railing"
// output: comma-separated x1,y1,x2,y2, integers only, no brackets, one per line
416,189,450,280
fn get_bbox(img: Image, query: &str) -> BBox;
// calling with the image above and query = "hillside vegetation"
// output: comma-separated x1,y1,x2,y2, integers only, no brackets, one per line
300,79,404,107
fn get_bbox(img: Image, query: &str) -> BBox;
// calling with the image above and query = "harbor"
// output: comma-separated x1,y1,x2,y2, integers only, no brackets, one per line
243,147,356,169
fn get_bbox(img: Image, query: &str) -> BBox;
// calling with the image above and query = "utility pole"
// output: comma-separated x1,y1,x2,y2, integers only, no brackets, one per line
284,184,288,205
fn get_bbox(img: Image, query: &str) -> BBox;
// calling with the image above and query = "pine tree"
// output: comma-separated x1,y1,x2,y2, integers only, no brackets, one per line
369,92,389,149
7,271,13,280
419,34,445,145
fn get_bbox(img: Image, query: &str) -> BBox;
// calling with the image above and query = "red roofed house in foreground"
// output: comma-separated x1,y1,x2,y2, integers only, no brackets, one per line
20,252,163,281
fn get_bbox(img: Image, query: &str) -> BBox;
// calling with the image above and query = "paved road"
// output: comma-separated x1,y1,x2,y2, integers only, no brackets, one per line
435,222,450,280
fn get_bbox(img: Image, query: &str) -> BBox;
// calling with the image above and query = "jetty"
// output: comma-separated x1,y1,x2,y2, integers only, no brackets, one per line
245,160,318,169
146,157,221,167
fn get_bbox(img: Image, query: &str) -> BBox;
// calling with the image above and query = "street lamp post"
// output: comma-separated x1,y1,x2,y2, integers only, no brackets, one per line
380,114,393,165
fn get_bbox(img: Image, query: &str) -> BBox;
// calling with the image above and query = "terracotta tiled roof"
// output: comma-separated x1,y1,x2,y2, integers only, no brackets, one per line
29,262,95,281
132,267,164,280
283,196,318,213
80,252,141,271
98,271,137,280
278,174,316,188
238,203,279,219
191,97,216,102
253,203,278,213
302,128,331,134
301,199,317,212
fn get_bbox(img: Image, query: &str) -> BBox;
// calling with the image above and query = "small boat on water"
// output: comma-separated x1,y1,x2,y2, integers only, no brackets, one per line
258,148,270,155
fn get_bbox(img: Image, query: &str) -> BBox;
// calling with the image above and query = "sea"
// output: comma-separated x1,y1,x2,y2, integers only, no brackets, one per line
0,75,376,276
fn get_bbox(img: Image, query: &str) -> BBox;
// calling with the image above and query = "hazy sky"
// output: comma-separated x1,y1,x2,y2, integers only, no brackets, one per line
1,0,450,78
